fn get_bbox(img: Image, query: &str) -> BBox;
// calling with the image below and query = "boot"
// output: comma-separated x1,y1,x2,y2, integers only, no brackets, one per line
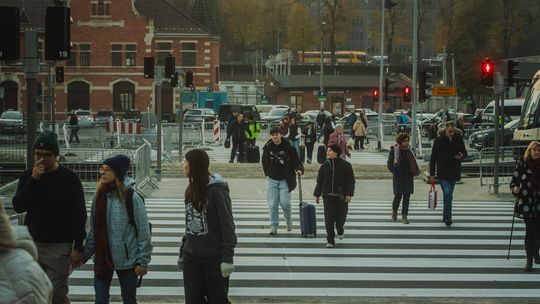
391,210,397,221
535,240,540,264
525,239,534,272
401,214,410,224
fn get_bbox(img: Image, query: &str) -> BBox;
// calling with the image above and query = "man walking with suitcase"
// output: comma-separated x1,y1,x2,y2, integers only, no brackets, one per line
262,127,304,235
314,144,355,248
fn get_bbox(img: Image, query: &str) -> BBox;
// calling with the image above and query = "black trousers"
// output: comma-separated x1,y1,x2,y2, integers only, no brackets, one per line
230,139,245,163
354,136,365,150
69,126,79,143
392,193,411,215
183,255,230,304
306,143,314,161
524,217,540,259
323,195,349,245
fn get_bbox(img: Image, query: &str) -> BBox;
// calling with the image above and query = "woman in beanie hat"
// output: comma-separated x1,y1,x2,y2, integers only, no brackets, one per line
83,154,153,303
314,144,355,248
0,200,53,303
179,149,237,304
387,133,420,224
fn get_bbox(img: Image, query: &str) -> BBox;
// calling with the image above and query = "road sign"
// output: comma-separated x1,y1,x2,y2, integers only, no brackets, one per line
432,86,456,97
318,96,326,102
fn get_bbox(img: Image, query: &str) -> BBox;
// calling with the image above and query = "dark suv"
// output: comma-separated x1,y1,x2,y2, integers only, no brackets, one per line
0,111,26,134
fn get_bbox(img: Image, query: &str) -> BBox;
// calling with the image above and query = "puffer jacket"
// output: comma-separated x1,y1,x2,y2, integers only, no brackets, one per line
353,120,366,137
84,177,153,269
0,226,53,304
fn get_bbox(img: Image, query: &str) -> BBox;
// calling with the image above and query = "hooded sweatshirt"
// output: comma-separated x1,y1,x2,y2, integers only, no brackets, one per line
262,138,304,181
184,174,237,263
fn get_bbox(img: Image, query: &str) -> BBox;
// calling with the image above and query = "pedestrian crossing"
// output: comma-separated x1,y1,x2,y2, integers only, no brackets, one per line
69,198,540,302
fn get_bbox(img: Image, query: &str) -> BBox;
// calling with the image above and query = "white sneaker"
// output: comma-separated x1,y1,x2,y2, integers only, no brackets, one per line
337,234,344,240
326,243,334,248
287,223,293,231
269,227,278,235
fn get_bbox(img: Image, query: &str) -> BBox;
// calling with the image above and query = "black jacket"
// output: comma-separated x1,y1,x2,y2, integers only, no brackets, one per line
262,138,304,190
228,120,246,142
184,175,237,263
429,132,467,181
314,157,355,198
303,126,317,146
12,166,87,252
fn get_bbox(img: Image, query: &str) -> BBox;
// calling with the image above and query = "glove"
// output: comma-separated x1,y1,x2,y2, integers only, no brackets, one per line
220,262,234,278
177,256,184,271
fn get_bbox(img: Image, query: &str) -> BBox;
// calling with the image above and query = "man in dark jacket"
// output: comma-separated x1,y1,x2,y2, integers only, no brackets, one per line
12,130,87,303
228,113,246,163
314,144,355,248
345,109,357,140
262,127,304,235
316,108,326,142
429,121,467,226
68,110,80,144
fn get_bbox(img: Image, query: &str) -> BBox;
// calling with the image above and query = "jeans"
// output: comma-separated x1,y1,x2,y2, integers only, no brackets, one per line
290,138,300,157
392,193,410,215
266,177,292,228
94,268,138,304
183,256,230,304
323,195,349,245
439,179,456,220
306,143,314,162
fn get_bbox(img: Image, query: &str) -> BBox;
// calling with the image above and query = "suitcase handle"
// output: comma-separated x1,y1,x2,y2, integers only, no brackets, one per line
297,173,303,204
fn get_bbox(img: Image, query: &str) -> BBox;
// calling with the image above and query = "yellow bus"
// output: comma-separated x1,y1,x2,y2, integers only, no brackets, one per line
298,51,369,64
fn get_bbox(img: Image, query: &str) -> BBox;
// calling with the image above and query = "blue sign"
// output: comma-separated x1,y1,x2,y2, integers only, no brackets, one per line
319,90,325,97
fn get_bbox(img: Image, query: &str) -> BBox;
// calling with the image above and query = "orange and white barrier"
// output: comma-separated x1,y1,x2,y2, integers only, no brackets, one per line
213,120,220,143
105,119,141,134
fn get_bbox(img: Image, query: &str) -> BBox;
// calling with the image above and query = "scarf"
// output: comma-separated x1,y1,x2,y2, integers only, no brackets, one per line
94,182,116,279
393,144,420,176
527,158,540,191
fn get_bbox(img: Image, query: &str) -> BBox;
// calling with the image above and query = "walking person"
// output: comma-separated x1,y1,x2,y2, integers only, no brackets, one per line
510,141,540,272
322,117,334,147
262,127,304,235
328,125,351,160
316,108,326,142
83,155,153,304
179,149,237,303
12,130,87,304
0,200,53,304
387,133,420,224
345,109,357,140
314,144,355,248
429,121,467,226
68,110,80,144
286,117,302,157
244,115,260,147
302,122,317,163
359,111,369,145
228,113,247,163
352,118,367,150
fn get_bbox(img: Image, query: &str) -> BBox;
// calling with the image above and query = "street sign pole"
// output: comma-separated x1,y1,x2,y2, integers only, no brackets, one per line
156,65,163,182
24,31,39,169
493,72,505,194
377,0,385,151
411,0,419,154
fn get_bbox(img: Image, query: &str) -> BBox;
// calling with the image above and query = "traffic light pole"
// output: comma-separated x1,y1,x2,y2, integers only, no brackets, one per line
377,0,385,151
493,72,505,195
156,66,163,182
24,31,39,169
411,0,419,154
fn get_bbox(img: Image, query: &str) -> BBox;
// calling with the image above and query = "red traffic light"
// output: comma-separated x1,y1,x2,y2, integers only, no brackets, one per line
373,89,379,97
404,86,410,95
481,58,494,86
482,60,493,73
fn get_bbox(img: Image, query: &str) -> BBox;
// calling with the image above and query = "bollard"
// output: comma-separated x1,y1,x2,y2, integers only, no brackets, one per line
213,120,220,145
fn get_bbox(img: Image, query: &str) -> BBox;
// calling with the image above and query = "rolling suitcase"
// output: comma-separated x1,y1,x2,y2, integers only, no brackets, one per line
246,145,260,163
317,145,326,164
298,174,316,237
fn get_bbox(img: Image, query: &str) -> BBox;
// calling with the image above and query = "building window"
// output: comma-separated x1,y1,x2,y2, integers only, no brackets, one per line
125,44,136,66
290,95,303,111
181,42,197,66
111,44,122,66
156,42,172,66
92,0,111,17
79,44,91,66
67,44,77,66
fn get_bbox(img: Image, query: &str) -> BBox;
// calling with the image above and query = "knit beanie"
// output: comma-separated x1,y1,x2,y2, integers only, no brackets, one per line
33,130,60,156
103,154,131,181
328,144,342,156
0,201,17,251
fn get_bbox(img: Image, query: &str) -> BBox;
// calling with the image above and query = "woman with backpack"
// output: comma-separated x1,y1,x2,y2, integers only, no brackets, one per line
178,149,237,304
83,154,153,304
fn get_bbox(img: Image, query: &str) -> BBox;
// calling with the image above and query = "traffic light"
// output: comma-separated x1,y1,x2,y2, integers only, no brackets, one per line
45,6,71,60
164,55,175,78
144,57,154,79
403,85,411,102
418,71,432,103
384,78,394,101
171,71,179,87
481,58,494,87
185,70,194,88
384,0,397,9
0,6,20,60
372,89,379,103
507,60,519,87
55,66,64,83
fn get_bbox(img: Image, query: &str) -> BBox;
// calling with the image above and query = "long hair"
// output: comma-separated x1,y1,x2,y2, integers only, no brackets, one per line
184,149,210,212
96,175,126,204
524,141,540,161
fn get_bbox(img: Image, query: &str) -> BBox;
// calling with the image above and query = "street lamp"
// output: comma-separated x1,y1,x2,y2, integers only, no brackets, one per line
319,21,326,110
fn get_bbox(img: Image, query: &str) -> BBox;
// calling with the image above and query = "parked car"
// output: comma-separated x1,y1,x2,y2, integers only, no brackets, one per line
94,110,114,125
256,105,288,119
218,104,261,123
123,110,141,122
161,112,176,123
183,108,217,123
261,108,289,123
469,119,519,151
0,110,26,134
67,109,94,128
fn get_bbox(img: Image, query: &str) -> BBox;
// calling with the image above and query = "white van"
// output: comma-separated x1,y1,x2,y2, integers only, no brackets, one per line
482,98,524,123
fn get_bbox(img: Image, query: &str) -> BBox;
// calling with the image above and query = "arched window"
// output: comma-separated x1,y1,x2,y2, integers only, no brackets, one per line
113,81,135,111
67,81,90,111
0,81,19,113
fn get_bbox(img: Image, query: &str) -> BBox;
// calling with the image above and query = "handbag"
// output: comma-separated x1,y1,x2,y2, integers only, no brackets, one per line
224,138,231,148
428,180,437,209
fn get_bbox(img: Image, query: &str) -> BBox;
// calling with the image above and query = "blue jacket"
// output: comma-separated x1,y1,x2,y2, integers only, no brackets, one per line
84,177,153,269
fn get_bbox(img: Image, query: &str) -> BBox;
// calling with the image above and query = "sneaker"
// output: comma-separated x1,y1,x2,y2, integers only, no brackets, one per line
391,210,397,221
229,160,234,163
337,234,344,240
445,219,453,227
326,243,334,248
401,215,410,224
269,227,278,235
287,223,293,231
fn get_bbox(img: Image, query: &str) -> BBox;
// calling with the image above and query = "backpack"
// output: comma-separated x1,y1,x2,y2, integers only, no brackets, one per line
125,188,152,237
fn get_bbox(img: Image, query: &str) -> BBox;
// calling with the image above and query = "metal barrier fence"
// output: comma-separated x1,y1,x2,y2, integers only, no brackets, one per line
479,145,525,191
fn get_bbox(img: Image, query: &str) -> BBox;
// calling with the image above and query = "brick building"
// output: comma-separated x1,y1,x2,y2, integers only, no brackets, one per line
0,0,220,117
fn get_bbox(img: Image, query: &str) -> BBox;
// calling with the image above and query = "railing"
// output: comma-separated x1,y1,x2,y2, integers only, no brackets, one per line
479,145,525,191
134,139,158,197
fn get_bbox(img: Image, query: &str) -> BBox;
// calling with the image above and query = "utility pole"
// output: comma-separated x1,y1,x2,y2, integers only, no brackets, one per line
493,72,505,194
442,46,448,124
411,0,419,154
377,0,386,150
156,65,163,182
24,31,39,169
319,0,325,110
